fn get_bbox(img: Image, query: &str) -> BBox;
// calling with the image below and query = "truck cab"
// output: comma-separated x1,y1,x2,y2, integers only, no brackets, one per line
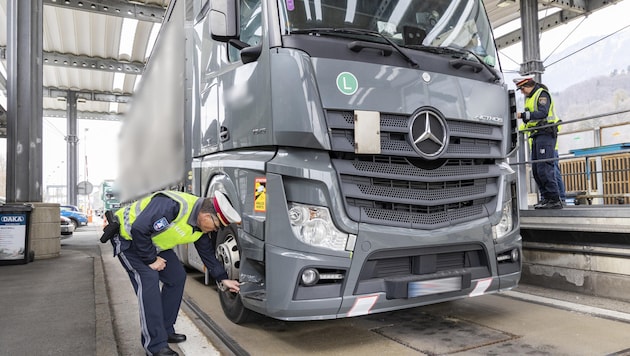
168,0,520,323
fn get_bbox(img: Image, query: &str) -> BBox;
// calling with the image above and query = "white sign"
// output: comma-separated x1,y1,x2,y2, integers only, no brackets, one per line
0,213,27,261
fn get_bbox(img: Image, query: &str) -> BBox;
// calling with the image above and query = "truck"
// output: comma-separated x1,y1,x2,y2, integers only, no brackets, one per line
100,180,120,212
118,0,521,323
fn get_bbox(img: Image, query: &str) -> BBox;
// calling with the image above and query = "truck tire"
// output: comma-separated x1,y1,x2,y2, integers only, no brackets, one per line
215,225,256,324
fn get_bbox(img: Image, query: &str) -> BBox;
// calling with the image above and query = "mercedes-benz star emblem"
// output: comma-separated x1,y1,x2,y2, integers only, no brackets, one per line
409,110,448,159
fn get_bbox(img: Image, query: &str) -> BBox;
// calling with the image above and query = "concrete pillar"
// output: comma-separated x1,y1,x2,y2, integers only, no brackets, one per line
28,203,61,259
519,0,545,78
66,90,79,206
6,0,44,202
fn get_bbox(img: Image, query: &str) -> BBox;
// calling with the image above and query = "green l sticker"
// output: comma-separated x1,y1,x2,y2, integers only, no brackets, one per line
336,72,358,95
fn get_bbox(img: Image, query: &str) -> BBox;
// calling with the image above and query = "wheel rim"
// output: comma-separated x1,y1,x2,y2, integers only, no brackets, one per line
216,234,240,280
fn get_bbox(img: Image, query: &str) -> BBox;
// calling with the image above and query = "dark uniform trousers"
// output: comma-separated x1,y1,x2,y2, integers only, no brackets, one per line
112,236,186,355
531,133,560,201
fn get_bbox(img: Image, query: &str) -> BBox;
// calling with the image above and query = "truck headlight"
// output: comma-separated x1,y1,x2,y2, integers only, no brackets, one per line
288,203,355,252
492,200,513,240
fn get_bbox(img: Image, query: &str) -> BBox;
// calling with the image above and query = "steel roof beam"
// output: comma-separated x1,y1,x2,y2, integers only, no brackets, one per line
43,51,145,74
497,10,585,49
0,46,145,74
43,0,165,23
44,109,123,121
538,0,587,13
496,0,621,49
44,87,133,103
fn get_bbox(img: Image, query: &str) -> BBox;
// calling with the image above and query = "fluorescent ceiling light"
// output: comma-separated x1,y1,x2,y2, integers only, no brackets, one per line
113,72,125,92
314,0,322,21
344,0,357,23
134,75,143,91
145,23,161,59
109,102,119,113
388,0,411,25
497,0,516,8
119,18,139,58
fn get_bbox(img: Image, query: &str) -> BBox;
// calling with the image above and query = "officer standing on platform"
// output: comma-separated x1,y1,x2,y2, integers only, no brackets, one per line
109,190,242,356
515,75,563,209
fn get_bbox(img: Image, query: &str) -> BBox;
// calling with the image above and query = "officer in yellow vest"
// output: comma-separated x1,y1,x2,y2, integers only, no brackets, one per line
514,75,562,209
111,190,241,356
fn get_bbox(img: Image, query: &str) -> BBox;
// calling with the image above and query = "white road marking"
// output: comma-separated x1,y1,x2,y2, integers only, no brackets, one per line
505,290,630,323
174,310,221,356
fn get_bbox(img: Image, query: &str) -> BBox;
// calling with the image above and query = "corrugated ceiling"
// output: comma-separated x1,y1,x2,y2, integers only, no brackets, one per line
0,0,618,119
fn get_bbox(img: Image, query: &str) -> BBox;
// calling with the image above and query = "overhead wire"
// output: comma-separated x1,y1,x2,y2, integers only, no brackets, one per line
44,118,66,139
545,22,630,68
499,51,521,67
497,10,630,73
542,17,586,63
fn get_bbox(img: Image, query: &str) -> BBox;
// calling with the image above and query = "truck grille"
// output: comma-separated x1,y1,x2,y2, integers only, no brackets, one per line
327,110,502,229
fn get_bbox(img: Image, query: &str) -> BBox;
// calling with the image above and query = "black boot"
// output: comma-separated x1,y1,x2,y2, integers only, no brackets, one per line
533,199,548,209
167,333,187,343
536,199,563,209
152,346,178,356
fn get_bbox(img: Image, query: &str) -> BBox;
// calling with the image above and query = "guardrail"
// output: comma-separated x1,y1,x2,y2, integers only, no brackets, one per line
514,108,630,300
514,108,630,209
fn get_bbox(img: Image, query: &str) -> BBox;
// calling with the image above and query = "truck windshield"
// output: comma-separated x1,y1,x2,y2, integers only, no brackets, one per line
278,0,498,67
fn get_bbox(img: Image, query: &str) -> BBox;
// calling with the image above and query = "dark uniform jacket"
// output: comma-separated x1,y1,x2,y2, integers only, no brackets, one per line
113,194,229,281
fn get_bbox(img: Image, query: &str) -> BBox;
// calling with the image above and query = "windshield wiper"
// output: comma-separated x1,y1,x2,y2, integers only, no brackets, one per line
444,46,500,82
406,44,500,82
452,47,500,82
289,28,419,69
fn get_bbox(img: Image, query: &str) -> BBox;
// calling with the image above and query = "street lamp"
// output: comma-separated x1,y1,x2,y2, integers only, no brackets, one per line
84,128,89,184
84,128,90,214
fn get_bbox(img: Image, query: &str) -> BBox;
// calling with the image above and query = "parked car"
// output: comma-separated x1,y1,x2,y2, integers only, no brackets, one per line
61,205,82,212
60,215,75,238
60,205,88,229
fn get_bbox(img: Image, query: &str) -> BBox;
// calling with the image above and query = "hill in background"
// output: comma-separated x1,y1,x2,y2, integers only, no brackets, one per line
512,28,630,133
542,28,630,92
552,71,630,132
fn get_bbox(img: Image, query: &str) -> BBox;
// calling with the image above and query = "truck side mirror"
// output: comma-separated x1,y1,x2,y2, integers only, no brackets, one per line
210,0,239,41
228,39,262,64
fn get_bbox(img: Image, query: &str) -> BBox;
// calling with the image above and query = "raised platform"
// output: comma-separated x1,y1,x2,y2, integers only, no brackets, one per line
520,205,630,234
519,206,630,303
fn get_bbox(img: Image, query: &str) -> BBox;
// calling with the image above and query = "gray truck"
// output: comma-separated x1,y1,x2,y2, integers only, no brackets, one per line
119,0,521,323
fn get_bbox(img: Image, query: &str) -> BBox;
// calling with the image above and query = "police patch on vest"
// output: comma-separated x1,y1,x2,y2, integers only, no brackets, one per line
538,96,548,106
153,217,169,232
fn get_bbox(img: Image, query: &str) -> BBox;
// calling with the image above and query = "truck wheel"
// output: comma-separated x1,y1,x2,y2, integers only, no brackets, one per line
215,225,255,324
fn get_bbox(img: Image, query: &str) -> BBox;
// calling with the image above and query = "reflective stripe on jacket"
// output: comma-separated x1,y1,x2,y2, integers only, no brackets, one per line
114,191,202,251
524,87,560,136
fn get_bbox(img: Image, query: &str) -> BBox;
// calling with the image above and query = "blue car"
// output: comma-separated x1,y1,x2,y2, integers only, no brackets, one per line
60,205,88,229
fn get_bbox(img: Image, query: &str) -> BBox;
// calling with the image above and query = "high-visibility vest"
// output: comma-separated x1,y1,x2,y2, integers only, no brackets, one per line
115,191,203,251
518,123,562,151
519,122,533,148
524,87,560,136
520,123,561,150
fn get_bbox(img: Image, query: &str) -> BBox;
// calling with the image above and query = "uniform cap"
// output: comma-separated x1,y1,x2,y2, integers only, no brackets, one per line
513,75,535,88
212,191,241,226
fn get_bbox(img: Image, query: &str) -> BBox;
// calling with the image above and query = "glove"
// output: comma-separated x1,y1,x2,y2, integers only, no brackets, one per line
99,221,120,243
521,114,529,124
